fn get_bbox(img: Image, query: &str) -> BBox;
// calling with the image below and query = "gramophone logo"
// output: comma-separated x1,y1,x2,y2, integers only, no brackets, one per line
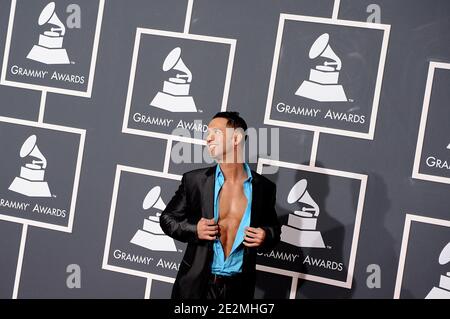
8,135,51,197
130,186,177,252
27,2,70,65
426,242,450,299
281,179,326,248
295,33,348,102
150,47,197,112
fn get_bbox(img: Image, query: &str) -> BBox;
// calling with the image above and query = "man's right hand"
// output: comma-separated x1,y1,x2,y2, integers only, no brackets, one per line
197,217,219,241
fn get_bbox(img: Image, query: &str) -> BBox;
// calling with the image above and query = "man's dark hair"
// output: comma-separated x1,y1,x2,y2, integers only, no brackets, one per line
212,111,248,141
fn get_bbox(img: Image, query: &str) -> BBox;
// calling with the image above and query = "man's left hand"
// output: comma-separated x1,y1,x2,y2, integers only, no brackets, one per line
243,227,266,247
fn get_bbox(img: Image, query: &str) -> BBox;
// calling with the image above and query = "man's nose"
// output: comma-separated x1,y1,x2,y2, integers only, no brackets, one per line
206,133,214,143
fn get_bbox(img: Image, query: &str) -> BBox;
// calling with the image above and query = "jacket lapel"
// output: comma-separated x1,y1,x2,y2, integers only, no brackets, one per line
250,171,261,227
201,166,216,219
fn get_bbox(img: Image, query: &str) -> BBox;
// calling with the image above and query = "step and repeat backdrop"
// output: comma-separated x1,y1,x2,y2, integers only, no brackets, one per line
0,0,449,299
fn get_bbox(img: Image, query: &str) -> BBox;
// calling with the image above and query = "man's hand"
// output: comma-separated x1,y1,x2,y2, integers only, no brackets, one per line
243,227,266,247
197,218,219,241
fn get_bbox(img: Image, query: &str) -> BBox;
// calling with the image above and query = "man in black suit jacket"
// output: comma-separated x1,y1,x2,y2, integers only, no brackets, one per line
160,111,280,299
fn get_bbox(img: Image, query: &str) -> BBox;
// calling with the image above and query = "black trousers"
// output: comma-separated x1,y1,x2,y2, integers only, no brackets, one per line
205,273,254,300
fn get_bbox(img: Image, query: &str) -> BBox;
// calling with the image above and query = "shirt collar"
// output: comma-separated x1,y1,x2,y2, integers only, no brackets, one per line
215,163,253,182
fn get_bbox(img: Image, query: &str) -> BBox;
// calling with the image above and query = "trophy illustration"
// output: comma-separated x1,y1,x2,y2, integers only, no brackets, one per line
9,135,51,197
150,47,197,112
426,242,450,299
27,2,70,65
280,179,325,248
130,186,177,252
295,33,347,102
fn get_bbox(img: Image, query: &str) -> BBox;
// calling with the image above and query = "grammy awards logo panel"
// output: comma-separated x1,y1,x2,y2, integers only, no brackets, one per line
1,0,104,96
413,64,450,184
395,216,450,299
123,29,236,141
103,168,186,279
265,15,390,139
0,118,84,231
256,159,366,288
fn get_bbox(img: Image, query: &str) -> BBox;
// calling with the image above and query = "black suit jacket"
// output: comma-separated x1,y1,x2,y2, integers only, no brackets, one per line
160,165,281,299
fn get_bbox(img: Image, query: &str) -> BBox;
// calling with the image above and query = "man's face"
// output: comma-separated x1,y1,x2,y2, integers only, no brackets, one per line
205,117,235,161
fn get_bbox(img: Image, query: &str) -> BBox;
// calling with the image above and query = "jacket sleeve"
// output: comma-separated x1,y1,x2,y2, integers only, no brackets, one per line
160,174,200,244
258,183,281,252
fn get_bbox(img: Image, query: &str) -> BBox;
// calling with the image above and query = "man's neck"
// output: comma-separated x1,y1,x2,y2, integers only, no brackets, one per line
218,162,247,182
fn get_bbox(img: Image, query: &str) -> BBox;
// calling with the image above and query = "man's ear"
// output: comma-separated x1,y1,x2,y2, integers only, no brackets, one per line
234,129,244,146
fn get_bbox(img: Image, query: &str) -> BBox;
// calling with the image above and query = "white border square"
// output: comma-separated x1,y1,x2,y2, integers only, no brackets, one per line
394,213,450,298
0,116,86,233
102,164,182,283
412,62,450,184
256,158,367,289
122,28,236,144
264,14,391,140
0,0,105,98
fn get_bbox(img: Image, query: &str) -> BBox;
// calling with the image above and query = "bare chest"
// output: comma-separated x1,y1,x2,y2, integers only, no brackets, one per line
218,182,248,257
